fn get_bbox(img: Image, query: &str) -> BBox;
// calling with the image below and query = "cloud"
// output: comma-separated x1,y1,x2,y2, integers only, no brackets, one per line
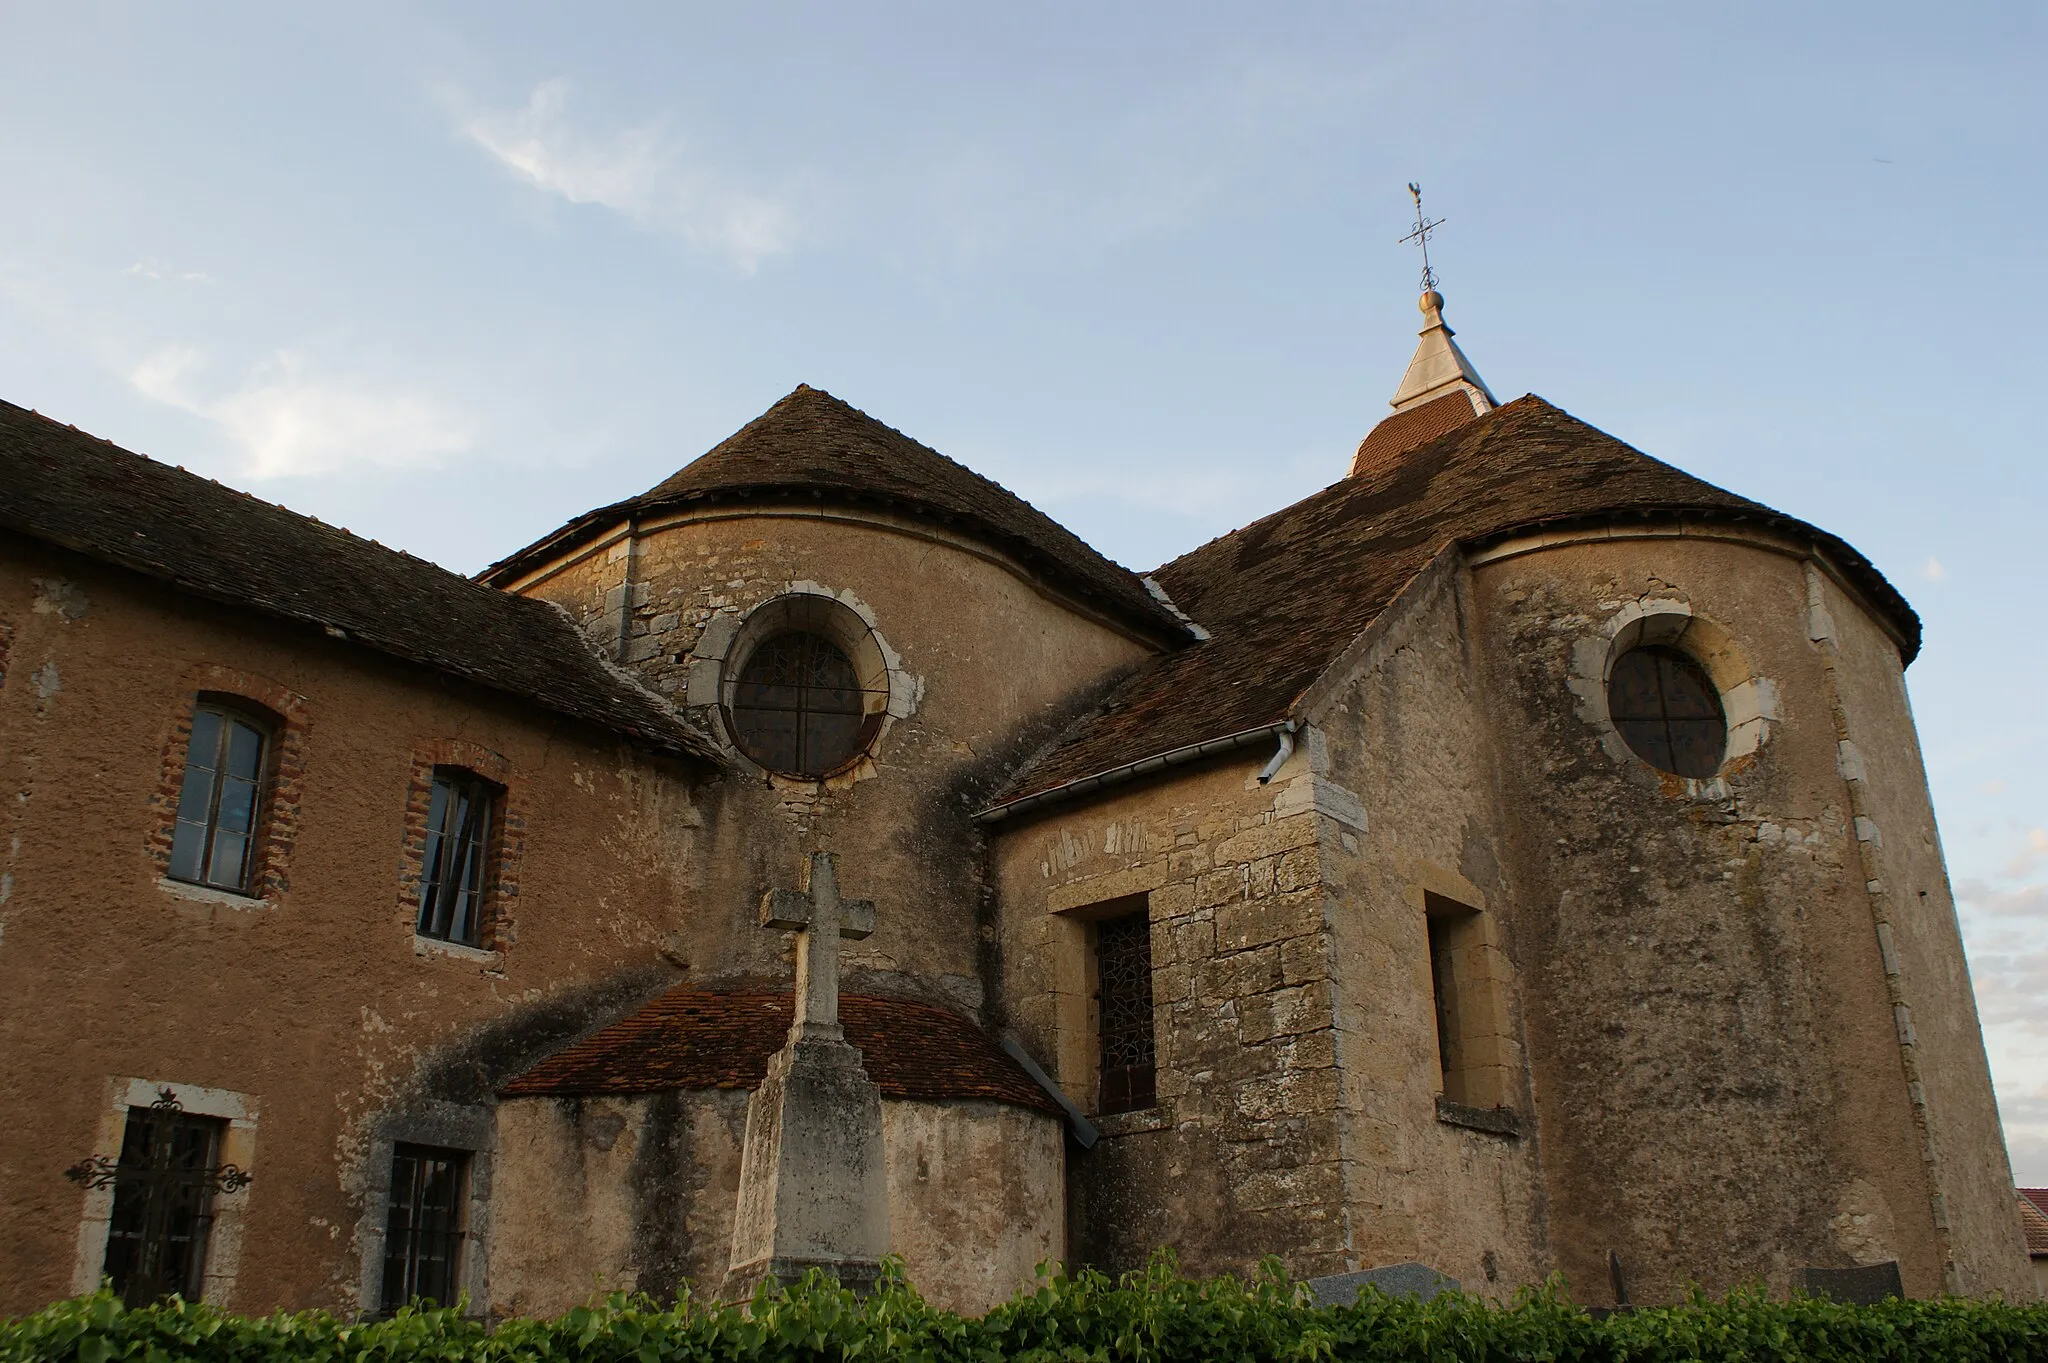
456,78,795,270
129,346,473,479
1921,556,1946,582
123,258,211,283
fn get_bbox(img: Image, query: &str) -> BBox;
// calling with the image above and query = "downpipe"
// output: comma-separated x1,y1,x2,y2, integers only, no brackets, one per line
1256,721,1298,784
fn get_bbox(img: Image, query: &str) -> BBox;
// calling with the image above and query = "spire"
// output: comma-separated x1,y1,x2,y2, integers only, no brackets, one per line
1388,287,1496,415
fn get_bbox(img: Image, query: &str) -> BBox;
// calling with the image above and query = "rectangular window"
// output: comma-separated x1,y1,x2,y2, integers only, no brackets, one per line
100,1101,227,1306
1095,908,1157,1115
380,1144,468,1311
168,704,270,892
1426,908,1465,1102
1424,892,1514,1110
416,769,495,947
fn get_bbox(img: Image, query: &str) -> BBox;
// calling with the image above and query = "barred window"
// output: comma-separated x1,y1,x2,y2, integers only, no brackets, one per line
416,769,496,947
100,1100,227,1305
728,631,879,778
1095,908,1157,1115
380,1145,467,1312
169,703,271,892
1607,645,1726,779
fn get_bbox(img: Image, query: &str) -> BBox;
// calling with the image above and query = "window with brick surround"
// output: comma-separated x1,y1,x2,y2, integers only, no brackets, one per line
380,1144,468,1311
168,702,274,893
1094,907,1157,1115
415,769,499,948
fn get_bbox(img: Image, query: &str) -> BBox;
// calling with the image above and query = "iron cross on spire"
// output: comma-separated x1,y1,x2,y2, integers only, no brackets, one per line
761,851,875,1044
1398,181,1445,294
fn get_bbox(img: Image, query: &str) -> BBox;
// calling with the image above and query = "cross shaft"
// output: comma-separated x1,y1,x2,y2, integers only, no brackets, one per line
761,851,875,1041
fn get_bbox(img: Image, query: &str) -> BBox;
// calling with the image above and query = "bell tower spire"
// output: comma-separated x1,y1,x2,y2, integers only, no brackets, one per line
1349,185,1497,476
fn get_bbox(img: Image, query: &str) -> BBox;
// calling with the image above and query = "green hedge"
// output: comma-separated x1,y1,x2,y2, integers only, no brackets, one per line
7,1257,2045,1363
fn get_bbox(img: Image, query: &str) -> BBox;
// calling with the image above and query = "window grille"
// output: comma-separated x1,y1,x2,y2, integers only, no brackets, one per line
65,1090,245,1306
1607,645,1726,779
1095,909,1157,1114
380,1145,468,1312
416,769,495,947
728,631,880,777
169,705,270,891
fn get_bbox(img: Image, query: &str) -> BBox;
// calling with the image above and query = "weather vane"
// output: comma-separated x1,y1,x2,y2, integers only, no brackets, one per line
1398,182,1444,294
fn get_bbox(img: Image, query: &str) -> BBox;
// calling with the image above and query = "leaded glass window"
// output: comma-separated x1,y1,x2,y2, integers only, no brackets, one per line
417,770,494,947
1607,645,1726,779
1096,909,1157,1114
169,704,270,892
380,1145,468,1312
728,632,878,777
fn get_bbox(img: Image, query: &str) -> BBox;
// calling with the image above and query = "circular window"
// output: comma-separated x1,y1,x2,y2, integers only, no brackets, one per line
1606,645,1727,778
728,630,884,777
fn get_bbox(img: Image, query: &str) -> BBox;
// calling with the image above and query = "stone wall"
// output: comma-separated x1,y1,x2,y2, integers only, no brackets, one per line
491,1093,1062,1316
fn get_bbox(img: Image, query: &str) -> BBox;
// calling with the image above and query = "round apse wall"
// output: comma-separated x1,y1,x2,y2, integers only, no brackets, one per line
720,593,893,779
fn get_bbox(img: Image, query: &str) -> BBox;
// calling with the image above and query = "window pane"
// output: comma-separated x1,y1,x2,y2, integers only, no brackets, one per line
205,833,249,890
170,706,268,891
1096,909,1157,1115
418,773,493,945
729,631,878,777
1607,646,1726,777
224,719,265,780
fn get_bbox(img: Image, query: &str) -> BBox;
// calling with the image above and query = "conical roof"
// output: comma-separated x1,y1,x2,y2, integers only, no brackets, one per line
993,394,1918,806
483,385,1190,644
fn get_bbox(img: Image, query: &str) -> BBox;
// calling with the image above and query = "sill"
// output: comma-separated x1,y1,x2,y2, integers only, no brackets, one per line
1435,1094,1521,1138
157,877,267,910
413,935,501,966
1093,1106,1171,1138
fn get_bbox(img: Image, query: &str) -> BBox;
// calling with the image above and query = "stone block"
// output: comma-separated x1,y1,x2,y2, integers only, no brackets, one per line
1214,818,1319,867
1305,1262,1460,1306
1274,846,1322,893
1280,934,1329,985
1216,897,1311,952
1202,945,1281,1000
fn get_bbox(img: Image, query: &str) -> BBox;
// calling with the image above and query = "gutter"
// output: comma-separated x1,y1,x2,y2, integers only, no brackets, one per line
974,721,1295,825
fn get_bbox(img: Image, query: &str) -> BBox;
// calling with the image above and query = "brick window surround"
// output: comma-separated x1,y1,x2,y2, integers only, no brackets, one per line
396,741,524,953
144,668,309,904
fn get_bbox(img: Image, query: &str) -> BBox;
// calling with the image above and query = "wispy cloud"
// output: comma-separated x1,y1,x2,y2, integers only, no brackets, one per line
1922,555,1947,582
129,346,473,479
455,78,796,270
123,258,211,283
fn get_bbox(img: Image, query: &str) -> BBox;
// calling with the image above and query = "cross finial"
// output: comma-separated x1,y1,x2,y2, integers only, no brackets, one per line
761,852,875,1044
1398,182,1445,295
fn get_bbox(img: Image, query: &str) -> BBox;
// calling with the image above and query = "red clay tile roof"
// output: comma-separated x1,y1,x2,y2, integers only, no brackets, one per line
2021,1190,2048,1255
499,987,1060,1114
1349,391,1482,476
995,394,1919,805
481,385,1193,647
0,400,718,763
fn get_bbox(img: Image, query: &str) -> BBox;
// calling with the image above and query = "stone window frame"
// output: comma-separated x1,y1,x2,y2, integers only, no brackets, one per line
351,1102,495,1319
1568,599,1778,791
145,668,309,908
1049,892,1167,1127
682,582,918,786
396,741,523,961
1398,863,1524,1136
69,1077,259,1305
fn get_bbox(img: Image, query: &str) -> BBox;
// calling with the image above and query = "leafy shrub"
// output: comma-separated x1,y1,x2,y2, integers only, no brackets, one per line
6,1254,2044,1363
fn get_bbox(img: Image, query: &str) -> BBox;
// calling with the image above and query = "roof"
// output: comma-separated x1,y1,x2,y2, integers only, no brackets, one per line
994,394,1919,806
499,987,1061,1114
1351,390,1482,476
480,384,1192,646
0,399,718,763
2021,1189,2048,1255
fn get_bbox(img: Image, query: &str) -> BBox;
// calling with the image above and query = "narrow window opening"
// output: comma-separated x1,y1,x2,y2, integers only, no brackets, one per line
1426,908,1467,1104
1424,891,1512,1112
1094,907,1157,1115
100,1101,227,1305
380,1144,468,1312
416,769,498,947
168,703,271,892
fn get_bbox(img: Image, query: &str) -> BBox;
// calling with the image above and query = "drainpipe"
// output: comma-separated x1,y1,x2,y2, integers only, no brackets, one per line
1256,722,1298,784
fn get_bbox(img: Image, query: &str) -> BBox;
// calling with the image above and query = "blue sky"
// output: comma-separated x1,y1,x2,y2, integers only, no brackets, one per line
5,4,2047,1180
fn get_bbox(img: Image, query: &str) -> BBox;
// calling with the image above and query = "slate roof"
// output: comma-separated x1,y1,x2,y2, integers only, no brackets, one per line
2021,1189,2048,1255
499,987,1061,1114
0,399,718,762
480,384,1192,646
994,394,1919,806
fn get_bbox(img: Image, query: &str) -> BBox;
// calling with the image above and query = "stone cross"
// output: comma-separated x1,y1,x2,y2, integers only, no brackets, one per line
761,851,875,1042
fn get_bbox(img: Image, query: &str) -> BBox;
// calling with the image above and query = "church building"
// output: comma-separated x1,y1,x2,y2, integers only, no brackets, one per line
0,283,2035,1317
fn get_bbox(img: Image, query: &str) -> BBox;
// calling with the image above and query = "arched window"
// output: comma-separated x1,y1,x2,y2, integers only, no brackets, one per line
1607,645,1727,779
728,631,878,777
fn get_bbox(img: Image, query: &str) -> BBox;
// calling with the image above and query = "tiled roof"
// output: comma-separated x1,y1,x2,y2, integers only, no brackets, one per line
997,395,1919,805
499,987,1061,1114
1349,391,1481,476
0,400,718,763
480,385,1193,647
2021,1189,2048,1255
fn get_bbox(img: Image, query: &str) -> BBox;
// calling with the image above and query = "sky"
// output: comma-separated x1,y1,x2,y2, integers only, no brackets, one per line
4,3,2047,1181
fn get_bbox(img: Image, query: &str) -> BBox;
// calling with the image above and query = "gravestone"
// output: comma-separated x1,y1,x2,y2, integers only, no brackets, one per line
726,852,888,1297
1801,1261,1903,1305
1305,1261,1461,1306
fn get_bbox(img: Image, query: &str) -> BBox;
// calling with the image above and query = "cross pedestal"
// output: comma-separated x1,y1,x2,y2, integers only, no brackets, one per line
726,852,889,1298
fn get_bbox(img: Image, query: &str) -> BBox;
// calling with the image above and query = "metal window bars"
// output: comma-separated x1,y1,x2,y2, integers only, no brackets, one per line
380,1145,467,1312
